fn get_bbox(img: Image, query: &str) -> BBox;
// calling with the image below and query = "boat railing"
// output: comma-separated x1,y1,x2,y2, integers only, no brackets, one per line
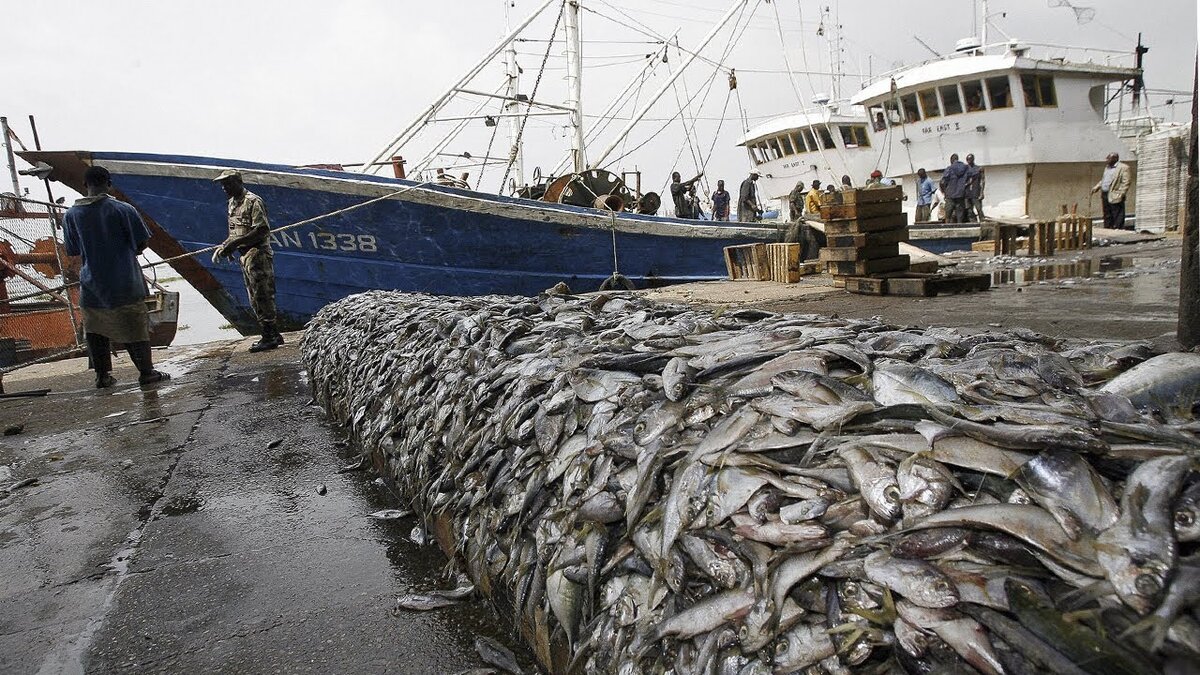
857,40,1138,92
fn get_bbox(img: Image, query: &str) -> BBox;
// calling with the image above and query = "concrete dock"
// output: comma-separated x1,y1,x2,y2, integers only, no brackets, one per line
0,339,528,674
0,231,1185,674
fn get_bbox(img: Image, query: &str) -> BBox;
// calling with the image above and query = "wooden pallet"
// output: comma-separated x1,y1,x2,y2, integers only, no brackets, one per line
820,201,904,221
766,243,800,282
825,255,910,276
819,243,901,262
723,243,770,281
827,228,910,248
845,272,990,297
819,185,904,206
824,213,908,235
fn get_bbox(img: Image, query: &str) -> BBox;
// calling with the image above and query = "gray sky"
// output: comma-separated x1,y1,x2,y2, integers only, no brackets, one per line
3,0,1196,201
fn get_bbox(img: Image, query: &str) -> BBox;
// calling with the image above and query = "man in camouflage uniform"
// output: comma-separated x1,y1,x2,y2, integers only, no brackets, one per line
212,169,283,352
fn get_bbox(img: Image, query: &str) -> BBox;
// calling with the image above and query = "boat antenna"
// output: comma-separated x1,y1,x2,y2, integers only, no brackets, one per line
913,35,942,59
504,0,525,188
564,0,587,172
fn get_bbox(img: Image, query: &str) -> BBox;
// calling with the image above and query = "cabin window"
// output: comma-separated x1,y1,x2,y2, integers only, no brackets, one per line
940,84,964,115
883,100,903,125
801,128,817,152
789,132,806,153
1021,73,1057,107
918,89,941,118
779,135,796,156
962,80,986,112
900,93,921,122
767,138,784,160
869,106,887,131
816,126,836,150
747,147,761,165
839,125,871,148
986,76,1012,108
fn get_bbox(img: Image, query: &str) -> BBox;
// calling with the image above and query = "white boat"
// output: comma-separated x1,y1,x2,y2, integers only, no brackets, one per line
738,103,878,219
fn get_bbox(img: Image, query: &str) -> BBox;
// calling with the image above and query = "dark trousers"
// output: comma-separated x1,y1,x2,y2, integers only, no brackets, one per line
87,333,153,376
1101,193,1127,230
965,197,985,222
946,197,967,224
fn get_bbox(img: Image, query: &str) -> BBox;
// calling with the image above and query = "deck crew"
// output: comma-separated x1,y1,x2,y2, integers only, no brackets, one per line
1091,152,1132,230
212,169,283,352
710,180,731,221
804,179,822,217
670,171,703,219
914,168,936,223
63,166,169,388
788,181,807,222
939,154,970,224
839,175,854,191
737,171,762,222
964,154,986,222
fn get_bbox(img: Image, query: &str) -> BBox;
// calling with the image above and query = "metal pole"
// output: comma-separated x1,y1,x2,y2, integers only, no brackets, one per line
563,0,587,172
27,115,82,346
551,31,677,176
361,0,558,173
504,1,526,189
588,0,754,169
1,117,21,195
1178,63,1198,349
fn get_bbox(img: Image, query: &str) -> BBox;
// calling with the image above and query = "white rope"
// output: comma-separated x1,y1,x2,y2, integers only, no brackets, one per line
788,0,849,183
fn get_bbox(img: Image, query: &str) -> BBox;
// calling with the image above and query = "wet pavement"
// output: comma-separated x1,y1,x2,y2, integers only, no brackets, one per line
0,338,528,674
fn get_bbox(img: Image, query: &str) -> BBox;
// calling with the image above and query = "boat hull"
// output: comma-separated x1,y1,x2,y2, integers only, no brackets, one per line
26,152,778,333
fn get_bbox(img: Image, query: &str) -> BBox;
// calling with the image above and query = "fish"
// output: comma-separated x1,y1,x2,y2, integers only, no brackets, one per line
837,444,901,521
1014,449,1119,538
871,359,961,407
895,601,1005,675
474,636,523,674
1100,351,1200,418
862,550,959,608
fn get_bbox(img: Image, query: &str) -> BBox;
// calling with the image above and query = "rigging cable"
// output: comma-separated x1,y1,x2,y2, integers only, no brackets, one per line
789,0,850,183
499,0,567,193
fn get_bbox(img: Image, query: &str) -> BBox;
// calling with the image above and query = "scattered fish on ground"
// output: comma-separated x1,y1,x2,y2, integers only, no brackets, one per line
304,290,1200,674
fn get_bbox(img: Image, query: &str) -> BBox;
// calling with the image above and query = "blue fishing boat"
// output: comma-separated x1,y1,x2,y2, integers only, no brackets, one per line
22,150,776,333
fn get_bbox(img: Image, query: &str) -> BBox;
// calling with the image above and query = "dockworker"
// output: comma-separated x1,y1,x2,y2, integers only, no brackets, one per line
62,166,170,388
737,170,762,222
804,179,822,217
865,169,884,187
914,168,937,222
670,170,703,219
687,182,705,220
1091,152,1132,230
710,180,731,221
939,154,969,224
840,174,854,191
964,154,985,222
788,180,807,222
212,169,283,352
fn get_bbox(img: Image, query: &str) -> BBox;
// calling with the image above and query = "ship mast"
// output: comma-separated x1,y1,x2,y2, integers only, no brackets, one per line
504,1,525,188
563,0,587,172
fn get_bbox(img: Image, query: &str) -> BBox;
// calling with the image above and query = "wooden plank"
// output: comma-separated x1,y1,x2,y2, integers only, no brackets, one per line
844,276,888,295
826,228,910,248
887,273,992,297
819,243,901,262
766,243,802,283
908,260,939,274
824,213,908,235
825,255,910,276
723,243,769,280
820,200,904,221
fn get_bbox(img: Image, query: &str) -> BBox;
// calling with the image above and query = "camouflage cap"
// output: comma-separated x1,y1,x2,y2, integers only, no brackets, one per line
213,169,242,182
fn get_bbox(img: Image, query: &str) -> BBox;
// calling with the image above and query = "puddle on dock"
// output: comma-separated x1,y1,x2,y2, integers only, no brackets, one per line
990,255,1134,285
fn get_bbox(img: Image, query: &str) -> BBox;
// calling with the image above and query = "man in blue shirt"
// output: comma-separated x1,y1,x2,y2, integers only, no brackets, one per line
914,168,937,222
939,154,969,224
964,154,985,223
63,166,169,388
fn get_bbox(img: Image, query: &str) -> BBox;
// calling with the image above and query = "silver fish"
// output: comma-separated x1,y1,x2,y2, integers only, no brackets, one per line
863,550,959,608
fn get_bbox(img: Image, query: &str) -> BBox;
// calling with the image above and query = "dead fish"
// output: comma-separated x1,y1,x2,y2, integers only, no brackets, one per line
474,636,522,674
837,444,901,521
871,359,961,407
367,508,412,520
895,601,1005,675
395,593,463,611
653,588,755,640
863,550,959,608
1100,351,1200,418
1014,449,1119,538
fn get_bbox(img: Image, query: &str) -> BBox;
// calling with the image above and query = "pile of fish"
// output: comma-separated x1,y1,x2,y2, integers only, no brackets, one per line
302,290,1200,675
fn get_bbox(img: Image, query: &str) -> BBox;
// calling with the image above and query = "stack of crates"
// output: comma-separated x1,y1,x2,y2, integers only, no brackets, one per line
817,186,909,287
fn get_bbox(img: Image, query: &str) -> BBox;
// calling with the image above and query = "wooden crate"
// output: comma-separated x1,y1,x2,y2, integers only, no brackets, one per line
820,200,904,221
824,213,908,235
886,273,991,297
825,255,910,276
827,228,910,249
908,260,940,274
819,243,901,262
723,243,770,281
844,276,888,295
766,243,802,283
819,185,904,206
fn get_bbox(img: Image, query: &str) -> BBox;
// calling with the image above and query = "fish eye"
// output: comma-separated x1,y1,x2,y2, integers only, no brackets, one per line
885,486,900,502
1134,574,1161,597
1177,509,1196,527
774,640,789,656
739,626,749,639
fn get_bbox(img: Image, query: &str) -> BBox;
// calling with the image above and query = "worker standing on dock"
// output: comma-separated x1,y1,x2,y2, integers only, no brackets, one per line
669,171,703,219
915,168,936,223
804,179,822,217
788,180,806,222
965,154,986,223
738,171,762,222
940,154,969,224
212,170,283,352
1092,152,1132,230
63,166,170,388
710,180,731,221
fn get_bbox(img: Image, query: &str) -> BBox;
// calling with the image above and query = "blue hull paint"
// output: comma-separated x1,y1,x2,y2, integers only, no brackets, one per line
92,153,777,332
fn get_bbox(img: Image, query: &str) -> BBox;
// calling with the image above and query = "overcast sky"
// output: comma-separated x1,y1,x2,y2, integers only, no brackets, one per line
3,0,1196,201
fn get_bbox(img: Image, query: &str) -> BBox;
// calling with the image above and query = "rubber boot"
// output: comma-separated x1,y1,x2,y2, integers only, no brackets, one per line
87,333,116,388
249,322,280,353
268,323,285,347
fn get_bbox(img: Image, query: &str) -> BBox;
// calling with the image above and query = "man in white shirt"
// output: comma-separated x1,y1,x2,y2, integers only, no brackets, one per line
1091,152,1132,230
